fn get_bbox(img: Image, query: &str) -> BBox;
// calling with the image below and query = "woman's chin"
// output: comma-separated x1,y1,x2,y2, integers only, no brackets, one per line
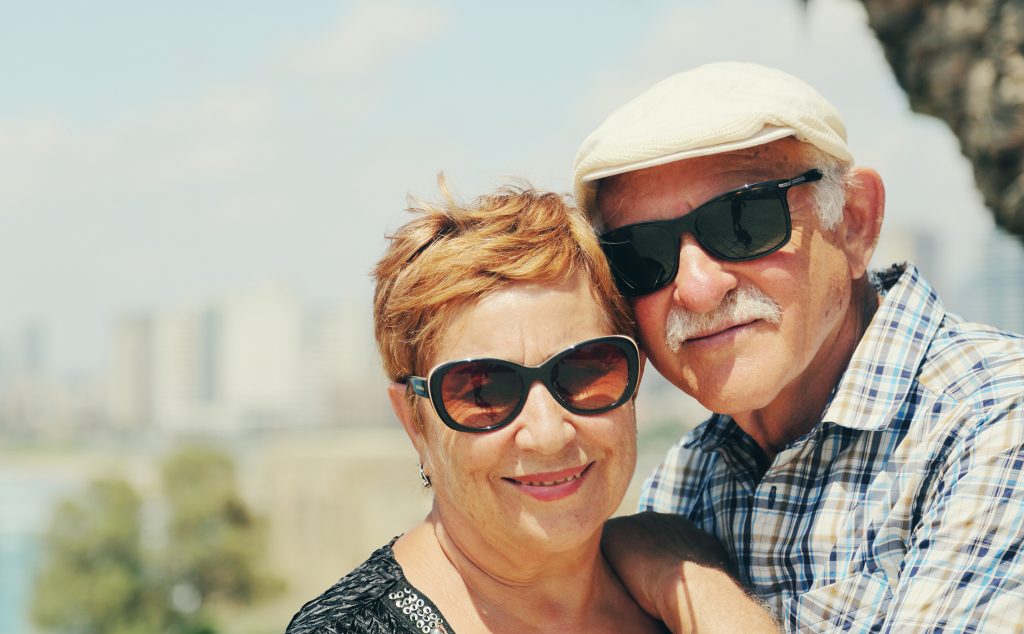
502,504,617,556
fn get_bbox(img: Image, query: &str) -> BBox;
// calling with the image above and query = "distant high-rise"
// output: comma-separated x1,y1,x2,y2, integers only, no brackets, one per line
17,323,46,376
0,322,49,379
306,300,390,427
0,323,49,432
219,281,305,430
960,228,1024,333
108,315,154,429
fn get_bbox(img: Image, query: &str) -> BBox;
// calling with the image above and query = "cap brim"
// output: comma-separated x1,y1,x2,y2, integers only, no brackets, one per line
579,126,796,183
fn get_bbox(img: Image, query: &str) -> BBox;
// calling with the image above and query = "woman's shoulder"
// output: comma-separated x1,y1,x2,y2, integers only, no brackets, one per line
285,538,402,633
285,537,452,634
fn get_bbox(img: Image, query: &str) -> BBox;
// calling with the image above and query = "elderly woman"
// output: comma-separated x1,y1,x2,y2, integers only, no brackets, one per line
286,183,666,633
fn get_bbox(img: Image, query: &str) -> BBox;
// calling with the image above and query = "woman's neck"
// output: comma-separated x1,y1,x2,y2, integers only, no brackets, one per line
395,513,663,633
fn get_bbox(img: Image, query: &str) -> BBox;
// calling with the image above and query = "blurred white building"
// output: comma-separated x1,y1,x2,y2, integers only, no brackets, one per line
108,315,154,429
150,303,226,432
218,282,305,431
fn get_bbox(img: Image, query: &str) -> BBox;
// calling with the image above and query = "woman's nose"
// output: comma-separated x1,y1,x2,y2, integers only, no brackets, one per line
513,382,576,455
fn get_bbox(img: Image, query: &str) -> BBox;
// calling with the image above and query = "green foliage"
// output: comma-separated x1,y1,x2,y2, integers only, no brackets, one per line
31,479,169,634
161,446,284,604
30,446,283,634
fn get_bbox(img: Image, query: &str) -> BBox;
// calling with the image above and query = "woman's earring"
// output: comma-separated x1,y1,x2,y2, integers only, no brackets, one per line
418,463,432,488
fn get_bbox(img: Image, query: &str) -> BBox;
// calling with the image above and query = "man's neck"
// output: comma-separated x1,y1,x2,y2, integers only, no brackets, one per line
734,279,880,462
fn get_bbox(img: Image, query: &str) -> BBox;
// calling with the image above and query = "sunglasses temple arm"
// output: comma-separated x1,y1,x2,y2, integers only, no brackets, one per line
779,169,823,188
406,376,429,398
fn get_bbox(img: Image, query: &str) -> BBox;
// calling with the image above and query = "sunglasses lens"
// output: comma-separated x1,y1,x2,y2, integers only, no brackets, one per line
602,225,677,296
439,362,523,429
695,190,788,260
601,185,794,296
552,341,632,412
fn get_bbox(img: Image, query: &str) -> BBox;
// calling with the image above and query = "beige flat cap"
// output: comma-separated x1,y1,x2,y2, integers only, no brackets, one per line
573,62,852,215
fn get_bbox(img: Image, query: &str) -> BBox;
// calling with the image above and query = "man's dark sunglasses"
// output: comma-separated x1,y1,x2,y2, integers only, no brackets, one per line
400,335,640,433
600,169,823,297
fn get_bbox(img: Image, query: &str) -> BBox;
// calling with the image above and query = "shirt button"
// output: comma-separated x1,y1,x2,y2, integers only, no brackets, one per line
767,486,777,509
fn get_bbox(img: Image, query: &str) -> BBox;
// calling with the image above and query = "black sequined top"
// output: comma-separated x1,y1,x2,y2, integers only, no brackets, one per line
286,538,453,634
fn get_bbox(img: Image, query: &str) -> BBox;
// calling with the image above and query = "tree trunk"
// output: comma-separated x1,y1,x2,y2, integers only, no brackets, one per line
856,0,1024,238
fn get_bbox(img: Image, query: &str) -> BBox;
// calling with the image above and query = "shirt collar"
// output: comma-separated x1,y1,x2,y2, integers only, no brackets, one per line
693,412,745,452
821,263,946,431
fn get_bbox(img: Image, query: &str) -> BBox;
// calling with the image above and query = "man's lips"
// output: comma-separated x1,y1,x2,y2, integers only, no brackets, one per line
685,319,758,343
503,463,592,487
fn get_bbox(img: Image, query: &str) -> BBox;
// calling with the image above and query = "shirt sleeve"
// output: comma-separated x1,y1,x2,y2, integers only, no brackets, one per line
880,395,1024,632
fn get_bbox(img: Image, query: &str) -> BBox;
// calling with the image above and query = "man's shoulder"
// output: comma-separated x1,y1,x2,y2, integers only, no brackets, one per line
919,315,1024,405
907,315,1024,478
869,262,1023,409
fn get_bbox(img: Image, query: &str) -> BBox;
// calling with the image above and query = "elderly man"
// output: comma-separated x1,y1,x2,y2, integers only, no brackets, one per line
576,62,1024,632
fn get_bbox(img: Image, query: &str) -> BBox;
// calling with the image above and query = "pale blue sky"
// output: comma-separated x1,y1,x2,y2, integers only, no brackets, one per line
0,0,1000,376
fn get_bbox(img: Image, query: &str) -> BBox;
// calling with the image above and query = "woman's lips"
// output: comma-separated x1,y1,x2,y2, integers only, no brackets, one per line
503,463,593,501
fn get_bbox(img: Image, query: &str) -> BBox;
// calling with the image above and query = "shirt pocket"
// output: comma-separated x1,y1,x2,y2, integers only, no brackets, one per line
787,571,893,633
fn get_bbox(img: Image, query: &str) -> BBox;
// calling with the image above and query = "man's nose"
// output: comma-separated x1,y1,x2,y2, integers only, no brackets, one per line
670,234,737,313
513,382,576,455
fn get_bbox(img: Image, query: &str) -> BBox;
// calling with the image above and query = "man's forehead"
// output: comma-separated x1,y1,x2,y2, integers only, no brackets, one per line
594,140,808,228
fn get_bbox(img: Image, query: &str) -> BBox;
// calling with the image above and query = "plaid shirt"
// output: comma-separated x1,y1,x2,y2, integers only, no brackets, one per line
639,263,1024,632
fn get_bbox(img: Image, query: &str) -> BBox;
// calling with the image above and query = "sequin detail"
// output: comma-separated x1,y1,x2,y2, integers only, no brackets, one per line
387,586,448,633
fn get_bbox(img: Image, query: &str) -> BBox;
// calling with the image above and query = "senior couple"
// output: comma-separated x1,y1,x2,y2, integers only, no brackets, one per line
289,63,1024,632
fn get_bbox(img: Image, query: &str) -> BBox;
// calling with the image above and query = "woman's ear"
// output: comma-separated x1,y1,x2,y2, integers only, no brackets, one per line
840,168,885,280
388,382,427,456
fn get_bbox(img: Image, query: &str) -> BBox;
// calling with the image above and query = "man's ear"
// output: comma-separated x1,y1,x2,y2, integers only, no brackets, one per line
840,167,885,280
388,382,427,456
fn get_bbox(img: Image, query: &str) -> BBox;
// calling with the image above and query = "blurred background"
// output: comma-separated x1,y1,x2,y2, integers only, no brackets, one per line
2,1,1022,633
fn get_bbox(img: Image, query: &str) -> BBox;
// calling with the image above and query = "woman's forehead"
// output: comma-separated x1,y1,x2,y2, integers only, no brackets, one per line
426,276,612,367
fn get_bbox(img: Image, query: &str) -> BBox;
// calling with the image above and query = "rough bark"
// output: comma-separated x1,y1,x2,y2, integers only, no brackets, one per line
855,0,1024,238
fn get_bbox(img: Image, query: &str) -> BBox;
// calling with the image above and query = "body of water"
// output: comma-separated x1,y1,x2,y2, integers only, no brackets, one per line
0,465,81,634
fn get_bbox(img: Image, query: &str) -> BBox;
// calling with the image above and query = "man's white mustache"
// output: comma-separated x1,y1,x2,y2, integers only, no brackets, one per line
665,286,782,352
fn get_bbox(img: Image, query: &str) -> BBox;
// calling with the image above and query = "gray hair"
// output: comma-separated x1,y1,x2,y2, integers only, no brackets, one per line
802,144,853,231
